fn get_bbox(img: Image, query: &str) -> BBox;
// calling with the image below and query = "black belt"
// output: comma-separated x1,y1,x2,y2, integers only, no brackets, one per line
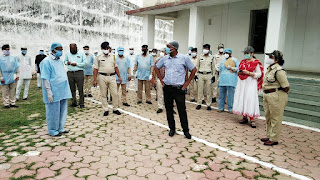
198,71,212,75
99,72,115,76
165,85,182,90
68,70,83,73
264,88,284,94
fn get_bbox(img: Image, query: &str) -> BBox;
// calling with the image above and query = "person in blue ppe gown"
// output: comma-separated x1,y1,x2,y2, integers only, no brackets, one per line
40,42,72,137
0,44,20,108
115,46,131,107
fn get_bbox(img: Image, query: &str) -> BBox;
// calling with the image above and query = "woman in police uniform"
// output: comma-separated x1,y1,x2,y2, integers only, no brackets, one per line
261,50,289,146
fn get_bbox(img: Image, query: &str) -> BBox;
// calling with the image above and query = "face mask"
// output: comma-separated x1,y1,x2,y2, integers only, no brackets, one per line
84,50,89,54
94,53,98,56
129,50,134,55
21,50,27,55
111,50,115,54
55,50,63,58
118,51,124,56
265,58,275,65
160,52,165,57
188,50,192,55
103,50,109,55
203,49,209,54
151,52,156,56
219,48,224,53
165,47,171,55
224,53,229,59
244,54,251,59
191,53,197,58
39,51,44,55
3,50,10,56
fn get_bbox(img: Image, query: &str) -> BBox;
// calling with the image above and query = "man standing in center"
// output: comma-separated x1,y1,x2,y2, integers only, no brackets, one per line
213,43,225,103
155,41,197,139
195,44,215,110
134,45,153,104
64,43,86,108
93,41,122,116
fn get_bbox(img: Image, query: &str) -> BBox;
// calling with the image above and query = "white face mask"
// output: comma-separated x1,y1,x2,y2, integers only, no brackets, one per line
219,48,224,53
203,49,209,54
129,50,134,55
102,50,109,55
151,52,156,56
84,50,89,54
265,58,275,65
191,53,197,58
188,50,192,55
224,53,230,59
160,52,165,57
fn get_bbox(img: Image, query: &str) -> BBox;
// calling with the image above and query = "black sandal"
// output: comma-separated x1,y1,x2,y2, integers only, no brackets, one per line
250,121,256,128
239,117,248,124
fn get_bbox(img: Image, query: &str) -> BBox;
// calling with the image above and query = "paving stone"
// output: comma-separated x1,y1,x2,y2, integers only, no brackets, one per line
36,168,55,179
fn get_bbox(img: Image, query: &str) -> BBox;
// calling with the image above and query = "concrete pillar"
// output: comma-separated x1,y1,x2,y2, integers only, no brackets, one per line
264,0,288,69
188,6,204,51
142,15,155,48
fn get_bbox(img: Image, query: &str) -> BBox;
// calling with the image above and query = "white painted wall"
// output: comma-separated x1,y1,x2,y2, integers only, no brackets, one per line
143,0,179,7
173,10,190,54
284,0,320,73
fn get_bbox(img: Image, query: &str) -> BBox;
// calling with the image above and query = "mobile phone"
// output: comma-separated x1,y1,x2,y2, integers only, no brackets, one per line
239,70,243,72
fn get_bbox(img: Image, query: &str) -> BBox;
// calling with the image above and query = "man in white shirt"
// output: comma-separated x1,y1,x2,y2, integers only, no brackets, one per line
128,47,137,92
16,47,32,101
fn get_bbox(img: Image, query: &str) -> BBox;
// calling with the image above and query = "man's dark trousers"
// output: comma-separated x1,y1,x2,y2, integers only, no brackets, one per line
67,70,84,106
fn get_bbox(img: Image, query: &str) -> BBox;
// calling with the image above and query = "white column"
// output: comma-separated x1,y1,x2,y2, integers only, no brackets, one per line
142,15,155,48
188,6,204,50
264,0,288,68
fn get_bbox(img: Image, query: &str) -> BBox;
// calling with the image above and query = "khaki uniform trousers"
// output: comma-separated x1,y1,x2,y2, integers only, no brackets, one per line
263,90,288,142
189,79,198,100
138,80,151,102
98,74,119,111
197,73,212,106
117,83,127,103
2,83,16,106
156,79,164,109
84,75,93,95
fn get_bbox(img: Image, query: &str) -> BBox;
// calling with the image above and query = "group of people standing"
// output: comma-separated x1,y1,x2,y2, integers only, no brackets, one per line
0,40,289,146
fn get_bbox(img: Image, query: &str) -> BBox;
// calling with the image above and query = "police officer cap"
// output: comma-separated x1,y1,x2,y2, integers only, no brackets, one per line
243,46,254,53
101,41,110,49
50,42,62,51
203,44,210,49
2,44,9,50
191,48,197,52
142,45,148,48
218,43,224,49
168,41,179,50
266,50,283,59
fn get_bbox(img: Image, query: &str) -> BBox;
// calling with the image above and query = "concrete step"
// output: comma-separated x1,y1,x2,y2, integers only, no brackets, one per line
287,76,320,85
289,83,320,93
289,90,320,102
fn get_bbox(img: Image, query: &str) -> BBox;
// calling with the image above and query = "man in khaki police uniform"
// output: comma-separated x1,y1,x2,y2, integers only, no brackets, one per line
213,43,225,103
261,50,289,146
93,42,122,116
189,48,198,102
195,44,215,110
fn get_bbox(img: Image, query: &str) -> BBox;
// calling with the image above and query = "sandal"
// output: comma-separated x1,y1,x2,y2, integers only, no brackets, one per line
250,121,256,128
239,117,248,124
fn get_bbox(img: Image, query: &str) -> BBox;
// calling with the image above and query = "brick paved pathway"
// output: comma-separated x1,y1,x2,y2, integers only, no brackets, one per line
0,88,318,180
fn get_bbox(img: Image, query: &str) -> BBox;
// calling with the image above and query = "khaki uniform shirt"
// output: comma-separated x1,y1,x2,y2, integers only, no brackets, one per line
263,63,289,90
196,54,215,74
93,54,117,74
213,53,224,72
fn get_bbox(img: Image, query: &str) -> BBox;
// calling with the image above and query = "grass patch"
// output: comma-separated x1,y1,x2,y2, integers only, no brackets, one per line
9,175,36,180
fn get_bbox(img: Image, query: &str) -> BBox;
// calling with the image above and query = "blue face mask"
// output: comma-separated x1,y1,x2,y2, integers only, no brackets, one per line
55,50,63,58
39,51,44,55
94,53,98,56
165,47,171,55
118,51,124,56
22,50,27,55
244,54,251,59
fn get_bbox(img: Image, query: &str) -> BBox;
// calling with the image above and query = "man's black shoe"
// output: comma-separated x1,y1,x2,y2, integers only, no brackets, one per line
60,130,69,134
184,132,192,139
157,109,163,113
84,94,87,97
53,133,62,137
10,104,19,108
80,105,85,109
156,98,158,101
190,99,196,102
123,103,130,107
113,110,121,115
146,101,152,104
103,111,109,116
137,101,142,104
196,105,201,110
212,97,216,103
88,94,93,97
69,103,77,107
23,98,28,100
169,130,175,137
207,106,211,111
4,105,10,109
202,100,206,104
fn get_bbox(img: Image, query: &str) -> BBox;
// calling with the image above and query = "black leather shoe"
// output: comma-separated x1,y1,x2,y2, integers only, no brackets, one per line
156,109,163,113
60,130,69,134
113,110,121,115
103,111,109,116
190,99,195,102
69,103,77,107
10,104,19,108
53,133,62,137
196,105,201,110
207,106,211,111
123,103,130,107
146,101,152,104
169,130,175,137
4,105,10,109
264,141,278,146
84,94,88,97
260,138,269,142
137,101,142,104
23,98,28,100
184,132,192,139
88,94,93,97
212,97,216,103
155,98,158,101
80,105,85,109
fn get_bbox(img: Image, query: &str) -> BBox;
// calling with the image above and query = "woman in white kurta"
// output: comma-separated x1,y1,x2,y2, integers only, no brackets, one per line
233,46,263,128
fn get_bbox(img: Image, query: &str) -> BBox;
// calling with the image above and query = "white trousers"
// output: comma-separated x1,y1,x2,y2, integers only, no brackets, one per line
156,79,164,109
16,79,31,99
37,73,41,87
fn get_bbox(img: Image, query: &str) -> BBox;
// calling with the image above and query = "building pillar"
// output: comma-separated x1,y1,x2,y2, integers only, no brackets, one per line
188,6,204,51
264,0,288,68
142,15,155,48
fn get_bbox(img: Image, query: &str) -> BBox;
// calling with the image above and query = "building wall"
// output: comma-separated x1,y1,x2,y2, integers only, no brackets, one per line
173,10,190,53
284,0,320,73
143,0,180,8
